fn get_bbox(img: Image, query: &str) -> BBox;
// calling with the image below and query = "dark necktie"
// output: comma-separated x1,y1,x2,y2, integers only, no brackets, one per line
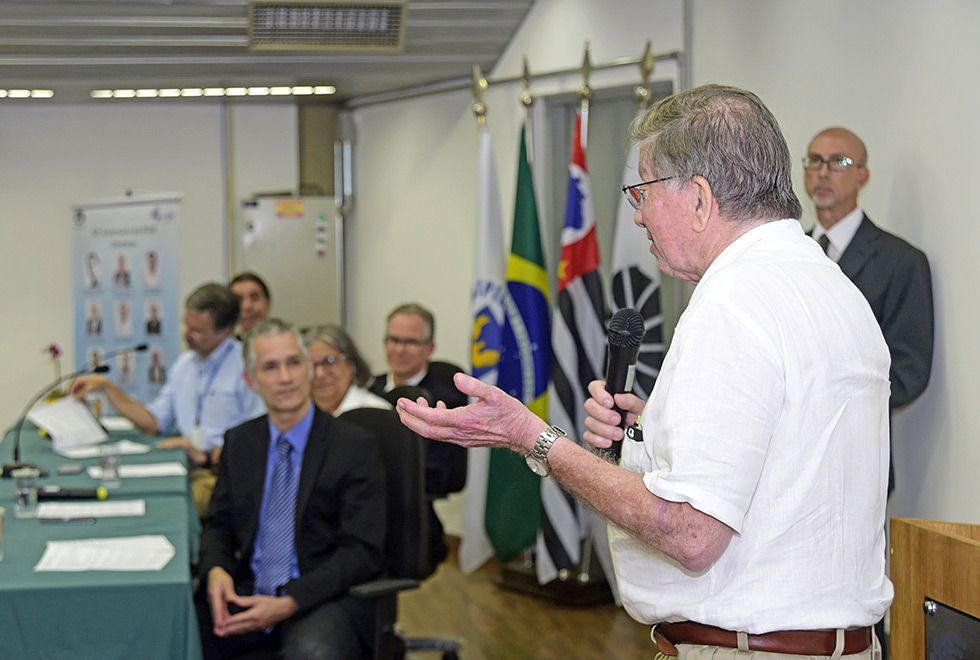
254,435,297,596
817,234,831,255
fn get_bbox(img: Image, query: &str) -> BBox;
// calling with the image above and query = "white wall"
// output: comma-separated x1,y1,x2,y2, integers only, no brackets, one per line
0,102,297,428
348,0,685,375
687,0,978,524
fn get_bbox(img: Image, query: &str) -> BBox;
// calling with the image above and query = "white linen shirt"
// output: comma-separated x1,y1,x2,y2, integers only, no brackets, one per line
146,336,265,451
611,219,893,633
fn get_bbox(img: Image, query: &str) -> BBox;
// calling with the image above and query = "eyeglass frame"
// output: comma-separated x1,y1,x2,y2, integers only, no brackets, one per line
801,154,865,173
384,335,430,349
621,175,685,210
312,354,346,372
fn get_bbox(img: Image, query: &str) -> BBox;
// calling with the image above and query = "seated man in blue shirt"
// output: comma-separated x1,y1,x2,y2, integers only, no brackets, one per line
197,318,386,660
70,282,265,516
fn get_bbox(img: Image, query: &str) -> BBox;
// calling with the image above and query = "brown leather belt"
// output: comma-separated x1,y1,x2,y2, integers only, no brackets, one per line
657,621,872,656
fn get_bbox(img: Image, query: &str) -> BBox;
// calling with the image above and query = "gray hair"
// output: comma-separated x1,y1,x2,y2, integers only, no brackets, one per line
386,302,434,342
185,283,240,332
304,324,374,387
630,83,802,222
243,317,309,377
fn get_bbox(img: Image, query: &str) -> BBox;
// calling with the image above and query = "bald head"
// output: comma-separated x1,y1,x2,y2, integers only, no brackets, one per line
809,127,867,166
804,127,870,228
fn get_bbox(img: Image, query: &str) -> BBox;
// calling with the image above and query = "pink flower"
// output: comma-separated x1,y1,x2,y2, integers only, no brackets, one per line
47,343,62,358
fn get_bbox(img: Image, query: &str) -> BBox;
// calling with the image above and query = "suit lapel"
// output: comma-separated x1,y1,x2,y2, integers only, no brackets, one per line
837,214,881,280
240,418,271,547
295,408,332,524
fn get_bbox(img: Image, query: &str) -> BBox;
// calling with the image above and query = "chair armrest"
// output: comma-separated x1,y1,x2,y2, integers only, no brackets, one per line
350,577,421,600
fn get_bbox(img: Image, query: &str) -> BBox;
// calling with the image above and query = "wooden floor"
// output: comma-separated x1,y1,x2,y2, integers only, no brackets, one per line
397,541,655,660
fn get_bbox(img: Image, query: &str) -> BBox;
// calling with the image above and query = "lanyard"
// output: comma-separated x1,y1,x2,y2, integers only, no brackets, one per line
195,340,235,427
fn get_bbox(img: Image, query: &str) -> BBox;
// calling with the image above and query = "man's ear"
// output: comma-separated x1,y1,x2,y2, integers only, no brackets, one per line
243,368,255,390
690,175,715,233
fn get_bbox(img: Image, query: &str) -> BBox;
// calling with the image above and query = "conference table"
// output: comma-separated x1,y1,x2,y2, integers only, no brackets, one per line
0,423,203,660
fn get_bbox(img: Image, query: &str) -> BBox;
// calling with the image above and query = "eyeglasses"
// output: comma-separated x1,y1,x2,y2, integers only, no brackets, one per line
621,175,683,210
312,354,345,371
384,336,428,349
801,155,864,173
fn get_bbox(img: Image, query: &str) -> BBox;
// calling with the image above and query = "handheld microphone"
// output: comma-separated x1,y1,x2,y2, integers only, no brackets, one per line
1,342,146,479
604,308,645,460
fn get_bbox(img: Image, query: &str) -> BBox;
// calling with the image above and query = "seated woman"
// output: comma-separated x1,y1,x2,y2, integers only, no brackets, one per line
305,324,392,416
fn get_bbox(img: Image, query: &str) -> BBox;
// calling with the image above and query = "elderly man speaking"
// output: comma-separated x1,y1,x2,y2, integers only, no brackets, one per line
396,84,891,660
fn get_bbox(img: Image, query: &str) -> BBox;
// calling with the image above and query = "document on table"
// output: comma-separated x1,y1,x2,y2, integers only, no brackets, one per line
34,535,176,572
37,499,146,519
99,416,136,431
27,397,108,452
57,438,151,459
87,462,187,479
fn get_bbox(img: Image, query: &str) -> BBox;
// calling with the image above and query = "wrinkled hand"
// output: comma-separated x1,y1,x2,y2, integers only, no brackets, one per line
68,375,109,400
582,380,645,449
396,373,546,454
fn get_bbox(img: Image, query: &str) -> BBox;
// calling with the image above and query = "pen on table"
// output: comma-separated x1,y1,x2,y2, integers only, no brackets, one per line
39,517,97,525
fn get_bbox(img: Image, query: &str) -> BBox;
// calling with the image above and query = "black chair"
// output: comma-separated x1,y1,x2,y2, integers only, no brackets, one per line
382,385,467,567
339,407,462,660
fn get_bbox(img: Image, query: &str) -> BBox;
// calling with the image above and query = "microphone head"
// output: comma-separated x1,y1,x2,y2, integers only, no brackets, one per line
93,365,111,373
133,344,149,352
608,308,645,348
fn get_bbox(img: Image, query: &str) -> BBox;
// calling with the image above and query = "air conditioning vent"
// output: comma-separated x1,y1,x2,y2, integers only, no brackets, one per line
248,1,405,51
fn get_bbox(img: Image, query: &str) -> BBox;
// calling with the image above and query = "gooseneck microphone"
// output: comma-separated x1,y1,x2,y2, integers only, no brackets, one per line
604,308,645,460
2,343,148,479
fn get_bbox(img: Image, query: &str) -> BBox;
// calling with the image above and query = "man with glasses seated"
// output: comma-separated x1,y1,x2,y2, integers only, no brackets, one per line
803,129,934,428
370,302,467,565
370,302,468,409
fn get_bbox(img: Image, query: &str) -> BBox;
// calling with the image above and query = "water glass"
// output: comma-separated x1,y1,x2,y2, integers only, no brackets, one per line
13,468,39,518
99,445,122,489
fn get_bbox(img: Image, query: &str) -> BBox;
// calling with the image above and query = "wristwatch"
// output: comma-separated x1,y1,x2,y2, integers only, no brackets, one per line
525,425,566,477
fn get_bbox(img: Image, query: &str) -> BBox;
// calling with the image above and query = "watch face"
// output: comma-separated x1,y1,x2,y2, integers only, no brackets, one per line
525,454,549,477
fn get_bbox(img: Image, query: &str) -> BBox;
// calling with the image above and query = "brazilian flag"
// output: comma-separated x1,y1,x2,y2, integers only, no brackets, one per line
486,121,552,561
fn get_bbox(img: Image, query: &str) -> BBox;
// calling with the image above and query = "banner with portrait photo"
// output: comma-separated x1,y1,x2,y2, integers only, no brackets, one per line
73,194,181,408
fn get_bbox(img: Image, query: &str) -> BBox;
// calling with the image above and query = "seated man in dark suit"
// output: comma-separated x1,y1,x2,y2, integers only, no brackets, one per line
369,302,467,564
197,318,387,660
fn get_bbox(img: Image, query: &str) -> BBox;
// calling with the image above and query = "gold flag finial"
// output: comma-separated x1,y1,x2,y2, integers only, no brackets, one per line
472,64,488,126
519,56,534,110
634,40,656,109
578,42,593,103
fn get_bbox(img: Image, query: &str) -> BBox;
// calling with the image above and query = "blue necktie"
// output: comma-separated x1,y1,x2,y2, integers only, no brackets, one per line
254,435,297,596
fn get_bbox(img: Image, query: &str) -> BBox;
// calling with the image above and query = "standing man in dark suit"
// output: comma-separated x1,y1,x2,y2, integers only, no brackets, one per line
804,127,934,416
804,128,934,659
197,318,386,660
370,302,467,564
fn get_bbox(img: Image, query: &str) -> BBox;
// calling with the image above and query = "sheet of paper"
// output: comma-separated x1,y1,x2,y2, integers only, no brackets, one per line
37,499,146,519
87,462,187,479
34,535,176,572
100,416,136,431
57,438,151,459
27,397,108,451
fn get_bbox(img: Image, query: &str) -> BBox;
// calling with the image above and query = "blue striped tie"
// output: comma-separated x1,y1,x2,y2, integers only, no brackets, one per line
254,435,297,596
